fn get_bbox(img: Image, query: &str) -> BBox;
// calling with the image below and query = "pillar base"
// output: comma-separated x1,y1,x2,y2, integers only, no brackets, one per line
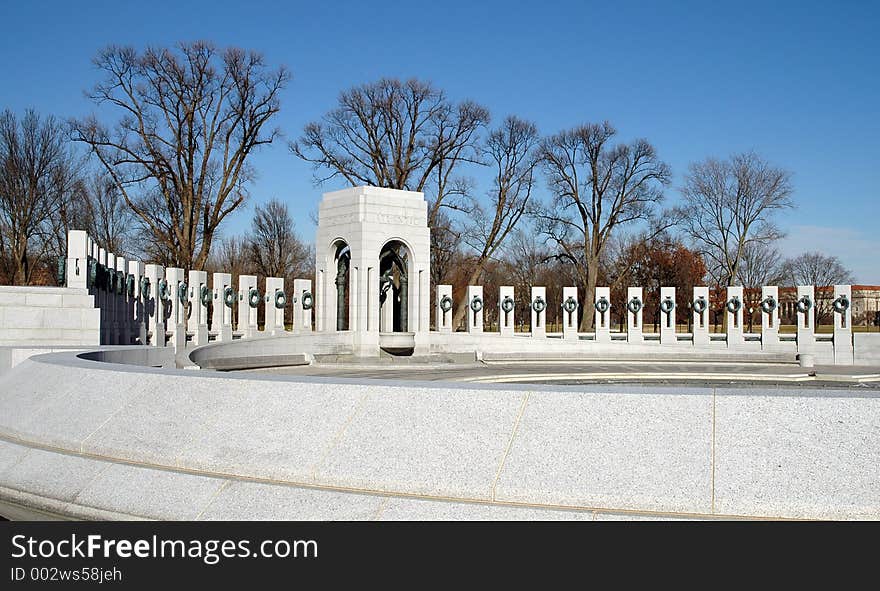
727,328,744,349
627,328,643,343
761,329,779,350
171,324,186,351
413,331,430,355
834,344,854,365
194,325,208,346
353,331,380,357
150,327,166,347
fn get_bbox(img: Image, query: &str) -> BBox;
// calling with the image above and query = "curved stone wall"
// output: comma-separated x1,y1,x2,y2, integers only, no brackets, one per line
189,332,354,369
187,330,805,372
0,348,878,520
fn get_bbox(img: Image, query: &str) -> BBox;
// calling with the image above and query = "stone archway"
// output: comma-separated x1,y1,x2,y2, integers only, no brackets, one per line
379,240,410,332
334,242,351,331
314,186,431,356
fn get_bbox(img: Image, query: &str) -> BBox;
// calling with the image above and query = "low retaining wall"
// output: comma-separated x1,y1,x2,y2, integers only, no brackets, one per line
0,346,89,376
189,332,353,369
854,333,880,364
186,331,827,371
0,286,99,346
0,348,877,520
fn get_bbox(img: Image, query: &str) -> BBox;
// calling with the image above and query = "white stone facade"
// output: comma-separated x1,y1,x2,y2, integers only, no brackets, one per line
0,286,99,346
562,286,578,340
314,186,430,356
499,286,515,337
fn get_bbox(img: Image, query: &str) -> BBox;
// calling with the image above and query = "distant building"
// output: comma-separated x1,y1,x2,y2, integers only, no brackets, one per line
777,285,880,326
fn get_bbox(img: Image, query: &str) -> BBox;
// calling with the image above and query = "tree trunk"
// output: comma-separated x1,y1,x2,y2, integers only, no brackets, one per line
451,263,486,330
14,236,29,285
15,253,27,286
580,261,599,332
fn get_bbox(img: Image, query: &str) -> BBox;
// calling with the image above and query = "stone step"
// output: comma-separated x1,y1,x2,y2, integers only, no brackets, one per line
480,351,796,363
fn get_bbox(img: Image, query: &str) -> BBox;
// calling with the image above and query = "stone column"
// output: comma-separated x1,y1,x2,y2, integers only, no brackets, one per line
350,252,380,357
188,270,209,346
349,264,360,334
692,287,710,346
129,260,146,345
315,269,326,332
366,263,379,335
105,252,116,345
562,286,578,340
725,286,744,348
832,284,853,365
88,238,97,296
144,264,165,347
66,230,89,289
411,267,430,355
346,259,363,332
796,285,815,353
660,286,676,345
165,267,186,351
292,279,313,333
761,286,780,349
466,285,484,334
530,286,547,339
97,248,107,344
115,255,127,345
626,287,643,343
106,252,116,344
499,286,515,337
436,284,453,333
265,277,286,335
211,272,233,342
418,269,430,336
87,237,96,292
594,287,611,344
238,274,259,338
399,273,408,333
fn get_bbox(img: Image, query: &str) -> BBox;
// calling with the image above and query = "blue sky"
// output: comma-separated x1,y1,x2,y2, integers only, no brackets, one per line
2,0,878,281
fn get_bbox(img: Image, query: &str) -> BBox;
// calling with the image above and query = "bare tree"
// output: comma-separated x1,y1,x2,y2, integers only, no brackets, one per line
680,152,793,288
737,241,784,287
429,208,460,288
504,229,556,295
71,42,290,270
780,251,855,287
500,228,573,331
609,232,707,330
779,251,855,324
81,172,135,256
247,199,313,281
291,78,489,228
536,121,672,330
451,116,539,327
0,109,82,284
736,241,785,318
49,177,90,277
207,235,251,285
46,171,135,279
